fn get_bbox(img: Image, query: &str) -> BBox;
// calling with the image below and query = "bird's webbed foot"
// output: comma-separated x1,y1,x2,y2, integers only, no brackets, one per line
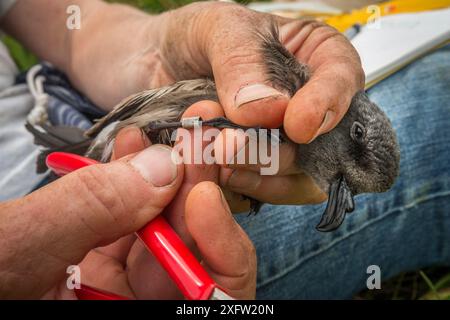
241,195,264,216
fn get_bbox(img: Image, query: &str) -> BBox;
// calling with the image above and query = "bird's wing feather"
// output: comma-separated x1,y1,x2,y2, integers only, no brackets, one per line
25,122,92,173
85,79,218,161
85,79,217,137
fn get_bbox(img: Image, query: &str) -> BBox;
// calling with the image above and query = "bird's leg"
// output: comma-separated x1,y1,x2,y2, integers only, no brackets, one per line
148,117,275,217
148,116,255,131
202,117,256,130
147,116,285,143
241,195,264,216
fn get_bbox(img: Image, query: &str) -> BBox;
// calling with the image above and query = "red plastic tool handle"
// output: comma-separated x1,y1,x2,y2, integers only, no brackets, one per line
136,217,216,300
73,219,217,300
46,152,98,176
74,284,129,300
46,152,216,300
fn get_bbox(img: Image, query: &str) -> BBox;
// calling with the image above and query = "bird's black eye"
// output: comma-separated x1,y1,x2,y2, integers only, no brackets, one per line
351,121,365,143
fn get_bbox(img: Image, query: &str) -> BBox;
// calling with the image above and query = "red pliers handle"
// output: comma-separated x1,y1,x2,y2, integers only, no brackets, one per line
46,152,232,300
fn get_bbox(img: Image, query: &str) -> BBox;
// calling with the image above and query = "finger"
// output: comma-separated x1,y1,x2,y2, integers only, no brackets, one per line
221,169,327,205
91,234,136,267
204,4,289,128
111,126,151,160
278,19,365,143
1,145,183,298
214,128,301,175
164,100,224,241
185,182,256,299
93,127,151,265
78,250,135,299
182,99,225,120
126,100,224,299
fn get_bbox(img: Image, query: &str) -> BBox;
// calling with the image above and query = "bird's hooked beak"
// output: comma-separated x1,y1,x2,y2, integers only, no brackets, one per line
316,176,355,232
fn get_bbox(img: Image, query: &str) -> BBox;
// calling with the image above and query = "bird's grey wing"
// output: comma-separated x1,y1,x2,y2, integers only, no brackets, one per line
257,21,310,96
85,78,217,138
25,122,92,173
85,79,218,161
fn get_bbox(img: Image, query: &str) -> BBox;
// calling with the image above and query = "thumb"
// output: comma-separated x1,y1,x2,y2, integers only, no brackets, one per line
0,145,183,298
206,5,289,128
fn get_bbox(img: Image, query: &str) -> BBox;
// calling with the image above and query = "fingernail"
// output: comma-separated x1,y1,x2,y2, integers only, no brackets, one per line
121,126,151,147
140,130,151,147
228,170,261,191
309,110,335,143
235,84,285,108
130,145,178,186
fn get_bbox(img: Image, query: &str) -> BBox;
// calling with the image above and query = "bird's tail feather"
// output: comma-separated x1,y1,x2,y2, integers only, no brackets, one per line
25,122,92,173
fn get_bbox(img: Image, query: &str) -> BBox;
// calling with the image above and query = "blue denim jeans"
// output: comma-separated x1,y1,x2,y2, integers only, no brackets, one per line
236,44,450,299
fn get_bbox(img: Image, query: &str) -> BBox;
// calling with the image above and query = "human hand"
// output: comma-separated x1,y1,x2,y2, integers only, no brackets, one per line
78,122,256,300
81,106,256,299
3,0,363,211
178,100,327,213
168,2,362,208
162,2,365,143
65,1,363,144
0,141,183,298
0,132,256,299
155,2,363,209
67,1,362,209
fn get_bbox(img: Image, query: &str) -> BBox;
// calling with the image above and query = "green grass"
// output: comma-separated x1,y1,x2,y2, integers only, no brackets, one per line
107,0,203,12
106,0,257,13
3,0,450,300
356,267,450,300
1,35,38,71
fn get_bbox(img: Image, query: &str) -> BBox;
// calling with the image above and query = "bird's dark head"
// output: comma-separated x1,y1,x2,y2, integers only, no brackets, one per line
297,91,400,232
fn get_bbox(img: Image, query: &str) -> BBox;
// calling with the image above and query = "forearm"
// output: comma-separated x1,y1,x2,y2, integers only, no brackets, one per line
1,0,166,109
2,0,99,71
